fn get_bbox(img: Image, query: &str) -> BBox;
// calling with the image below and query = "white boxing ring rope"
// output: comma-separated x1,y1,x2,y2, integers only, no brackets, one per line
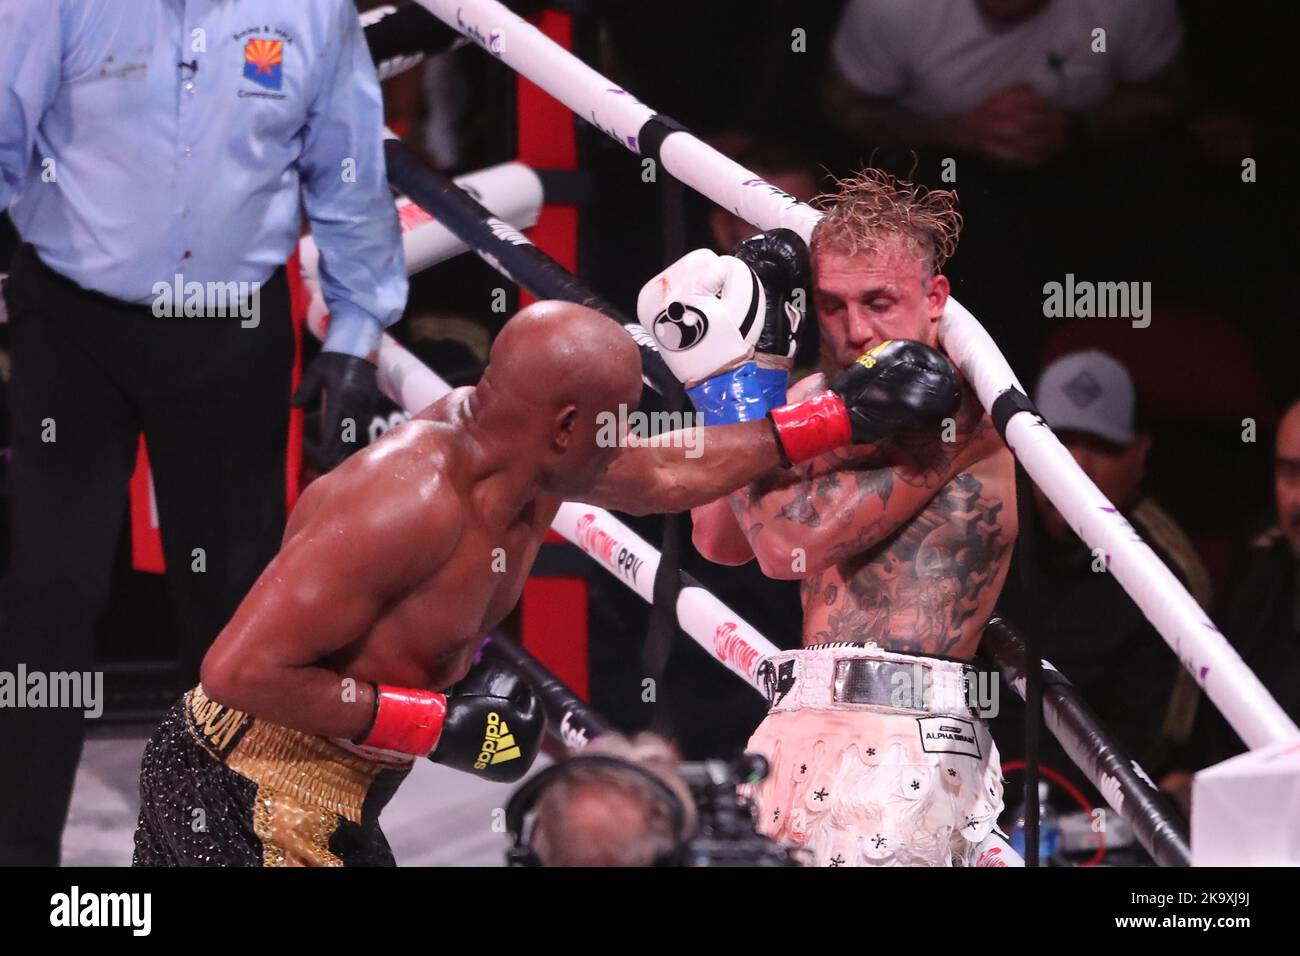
409,0,1297,752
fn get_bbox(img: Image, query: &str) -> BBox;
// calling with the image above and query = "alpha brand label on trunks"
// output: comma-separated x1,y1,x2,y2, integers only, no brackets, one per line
473,712,522,771
916,716,981,758
574,514,645,584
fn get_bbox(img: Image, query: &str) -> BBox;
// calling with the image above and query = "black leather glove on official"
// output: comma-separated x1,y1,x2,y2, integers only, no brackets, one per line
292,351,383,470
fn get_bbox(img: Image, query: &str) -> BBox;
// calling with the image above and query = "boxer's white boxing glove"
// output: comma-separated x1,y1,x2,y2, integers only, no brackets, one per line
636,248,766,387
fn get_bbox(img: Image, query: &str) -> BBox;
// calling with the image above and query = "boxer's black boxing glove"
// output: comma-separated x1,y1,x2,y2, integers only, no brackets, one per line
768,340,961,463
292,352,384,471
429,657,546,783
731,228,810,366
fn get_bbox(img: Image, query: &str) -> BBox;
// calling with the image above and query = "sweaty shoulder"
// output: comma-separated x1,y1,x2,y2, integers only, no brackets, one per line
300,421,466,574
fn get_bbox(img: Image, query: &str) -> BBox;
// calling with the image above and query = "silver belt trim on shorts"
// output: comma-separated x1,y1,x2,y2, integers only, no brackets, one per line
758,643,977,716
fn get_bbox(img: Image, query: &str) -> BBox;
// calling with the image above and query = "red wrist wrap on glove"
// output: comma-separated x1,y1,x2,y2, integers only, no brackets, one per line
357,684,448,756
768,392,853,465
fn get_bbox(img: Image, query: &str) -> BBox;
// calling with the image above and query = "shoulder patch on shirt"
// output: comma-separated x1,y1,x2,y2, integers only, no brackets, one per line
243,38,284,90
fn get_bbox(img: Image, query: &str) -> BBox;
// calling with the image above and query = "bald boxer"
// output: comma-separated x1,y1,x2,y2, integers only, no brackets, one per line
133,298,945,866
644,170,1019,866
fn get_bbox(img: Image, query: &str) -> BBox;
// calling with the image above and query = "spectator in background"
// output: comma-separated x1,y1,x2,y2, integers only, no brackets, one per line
406,312,492,382
823,0,1189,166
1223,398,1300,716
515,734,696,867
994,350,1210,813
819,0,1192,381
704,132,823,380
1184,399,1300,775
705,135,823,252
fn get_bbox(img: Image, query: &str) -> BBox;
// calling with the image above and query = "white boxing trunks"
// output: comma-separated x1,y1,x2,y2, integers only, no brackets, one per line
747,642,1008,867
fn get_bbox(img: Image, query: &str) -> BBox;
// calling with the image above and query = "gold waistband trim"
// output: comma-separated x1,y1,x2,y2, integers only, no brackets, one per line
187,685,391,825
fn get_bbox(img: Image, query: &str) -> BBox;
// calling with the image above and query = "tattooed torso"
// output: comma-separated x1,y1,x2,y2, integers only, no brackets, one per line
796,447,1016,659
743,371,1013,658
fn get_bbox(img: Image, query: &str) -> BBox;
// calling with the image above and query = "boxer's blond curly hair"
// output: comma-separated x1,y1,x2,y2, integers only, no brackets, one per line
810,168,963,277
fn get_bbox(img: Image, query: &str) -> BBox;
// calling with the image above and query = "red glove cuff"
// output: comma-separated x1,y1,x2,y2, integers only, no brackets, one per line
356,684,448,756
768,392,852,465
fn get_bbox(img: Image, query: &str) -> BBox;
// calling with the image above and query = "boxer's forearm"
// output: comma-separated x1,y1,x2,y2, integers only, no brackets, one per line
200,655,378,741
199,474,460,740
585,420,784,515
727,432,985,579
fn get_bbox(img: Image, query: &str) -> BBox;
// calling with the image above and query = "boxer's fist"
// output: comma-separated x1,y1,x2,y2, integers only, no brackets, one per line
767,340,961,464
636,248,765,386
732,229,810,365
429,657,546,783
829,340,962,445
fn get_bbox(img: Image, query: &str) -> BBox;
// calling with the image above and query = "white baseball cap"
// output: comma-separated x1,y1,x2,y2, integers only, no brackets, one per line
1034,349,1137,445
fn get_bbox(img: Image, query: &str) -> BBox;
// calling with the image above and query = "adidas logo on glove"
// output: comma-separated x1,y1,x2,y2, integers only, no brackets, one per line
473,712,522,770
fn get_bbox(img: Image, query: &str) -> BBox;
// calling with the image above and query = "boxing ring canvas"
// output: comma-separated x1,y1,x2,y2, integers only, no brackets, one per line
62,729,549,866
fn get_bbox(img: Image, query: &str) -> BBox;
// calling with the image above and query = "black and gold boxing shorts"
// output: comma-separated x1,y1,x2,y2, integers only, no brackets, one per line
132,686,412,867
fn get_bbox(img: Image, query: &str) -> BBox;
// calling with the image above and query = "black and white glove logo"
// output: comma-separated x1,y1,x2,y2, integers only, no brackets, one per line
652,301,709,351
758,658,796,708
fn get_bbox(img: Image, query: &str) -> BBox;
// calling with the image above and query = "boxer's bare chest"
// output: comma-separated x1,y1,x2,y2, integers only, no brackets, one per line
357,494,561,690
800,448,1017,659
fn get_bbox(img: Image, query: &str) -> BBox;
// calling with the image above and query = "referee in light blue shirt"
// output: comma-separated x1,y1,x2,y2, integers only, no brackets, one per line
0,0,407,865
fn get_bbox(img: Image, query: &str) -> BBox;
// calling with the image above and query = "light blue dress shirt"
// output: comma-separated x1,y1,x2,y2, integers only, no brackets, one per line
0,0,407,357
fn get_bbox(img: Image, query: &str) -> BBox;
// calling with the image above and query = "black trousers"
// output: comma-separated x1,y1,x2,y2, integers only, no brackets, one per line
0,245,294,864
